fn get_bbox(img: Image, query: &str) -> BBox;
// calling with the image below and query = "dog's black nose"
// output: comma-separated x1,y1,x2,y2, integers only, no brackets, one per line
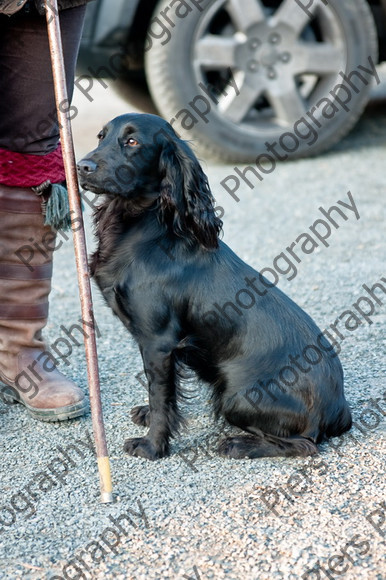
77,159,98,174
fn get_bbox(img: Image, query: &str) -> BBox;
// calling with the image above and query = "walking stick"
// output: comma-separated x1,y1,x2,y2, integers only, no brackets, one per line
45,0,113,503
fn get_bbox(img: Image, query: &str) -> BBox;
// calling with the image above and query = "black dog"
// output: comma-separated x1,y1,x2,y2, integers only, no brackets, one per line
77,113,352,461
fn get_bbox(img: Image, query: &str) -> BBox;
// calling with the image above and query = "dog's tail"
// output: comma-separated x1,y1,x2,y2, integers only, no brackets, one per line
324,401,352,439
217,431,318,459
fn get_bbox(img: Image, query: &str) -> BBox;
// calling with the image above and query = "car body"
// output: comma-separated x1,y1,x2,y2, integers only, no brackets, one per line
79,0,386,161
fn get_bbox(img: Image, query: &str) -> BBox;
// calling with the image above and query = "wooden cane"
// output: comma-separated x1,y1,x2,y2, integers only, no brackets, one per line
45,0,113,503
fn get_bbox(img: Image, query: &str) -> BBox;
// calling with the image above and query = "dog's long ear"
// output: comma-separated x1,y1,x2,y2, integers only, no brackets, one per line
158,137,222,249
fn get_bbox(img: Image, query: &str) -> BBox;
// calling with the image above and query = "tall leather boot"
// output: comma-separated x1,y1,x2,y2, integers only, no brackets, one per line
0,184,88,421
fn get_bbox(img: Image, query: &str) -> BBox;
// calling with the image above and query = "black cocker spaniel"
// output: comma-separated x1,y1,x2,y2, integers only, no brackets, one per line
77,113,352,461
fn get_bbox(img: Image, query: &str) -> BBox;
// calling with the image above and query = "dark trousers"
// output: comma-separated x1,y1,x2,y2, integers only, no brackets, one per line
0,5,86,154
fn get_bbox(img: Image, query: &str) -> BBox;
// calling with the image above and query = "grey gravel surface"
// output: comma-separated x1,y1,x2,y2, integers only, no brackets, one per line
0,71,385,580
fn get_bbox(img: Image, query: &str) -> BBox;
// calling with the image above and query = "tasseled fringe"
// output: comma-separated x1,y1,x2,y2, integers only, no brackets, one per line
32,180,72,231
44,183,72,230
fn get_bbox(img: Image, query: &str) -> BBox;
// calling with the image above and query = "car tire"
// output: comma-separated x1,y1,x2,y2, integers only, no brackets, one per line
145,0,378,162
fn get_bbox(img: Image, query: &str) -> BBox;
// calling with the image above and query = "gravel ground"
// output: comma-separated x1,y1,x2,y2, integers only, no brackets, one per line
0,68,385,580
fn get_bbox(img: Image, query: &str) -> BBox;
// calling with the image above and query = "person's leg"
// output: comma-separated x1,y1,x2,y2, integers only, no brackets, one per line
0,6,88,421
0,5,86,153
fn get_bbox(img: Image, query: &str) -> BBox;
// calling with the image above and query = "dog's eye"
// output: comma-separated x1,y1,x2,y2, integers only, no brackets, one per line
126,137,139,147
97,131,104,141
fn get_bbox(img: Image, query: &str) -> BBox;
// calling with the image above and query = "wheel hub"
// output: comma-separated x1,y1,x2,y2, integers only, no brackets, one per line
259,45,279,67
236,27,292,80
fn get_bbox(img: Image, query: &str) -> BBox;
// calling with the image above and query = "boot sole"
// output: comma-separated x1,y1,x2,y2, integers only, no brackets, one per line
0,384,89,422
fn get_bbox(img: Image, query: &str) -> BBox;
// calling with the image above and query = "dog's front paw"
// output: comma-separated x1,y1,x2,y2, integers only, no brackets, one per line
130,405,150,427
123,437,167,460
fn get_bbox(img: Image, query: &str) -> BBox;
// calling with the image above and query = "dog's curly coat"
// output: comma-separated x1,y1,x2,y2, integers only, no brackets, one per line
77,113,352,461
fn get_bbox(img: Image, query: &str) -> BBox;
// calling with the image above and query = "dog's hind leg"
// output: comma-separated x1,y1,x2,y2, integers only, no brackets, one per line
217,430,318,459
216,385,319,458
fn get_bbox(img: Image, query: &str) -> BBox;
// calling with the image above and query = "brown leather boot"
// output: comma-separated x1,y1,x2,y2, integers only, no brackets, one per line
0,184,88,421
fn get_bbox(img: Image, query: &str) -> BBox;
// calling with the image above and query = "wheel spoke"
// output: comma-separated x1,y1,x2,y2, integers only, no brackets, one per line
266,79,307,124
220,75,262,123
292,42,346,75
194,35,240,69
270,0,316,35
227,0,266,32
